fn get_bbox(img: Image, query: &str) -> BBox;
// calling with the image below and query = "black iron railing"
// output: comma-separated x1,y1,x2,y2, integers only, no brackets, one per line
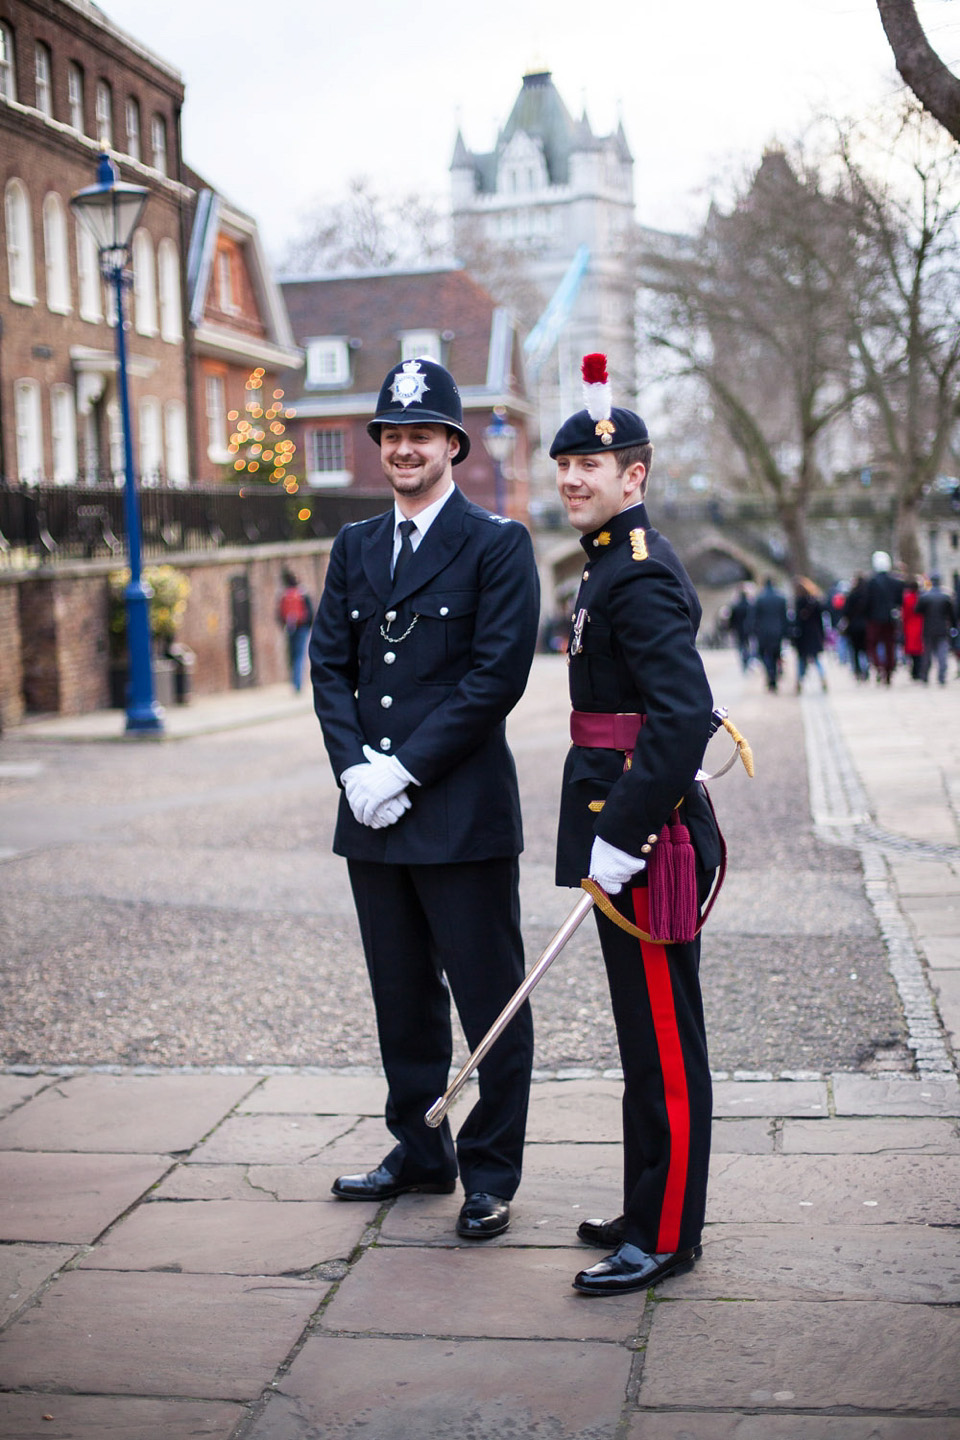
0,483,389,564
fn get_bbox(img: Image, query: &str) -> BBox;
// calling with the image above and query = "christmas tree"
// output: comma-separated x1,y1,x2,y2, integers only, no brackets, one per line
227,368,298,489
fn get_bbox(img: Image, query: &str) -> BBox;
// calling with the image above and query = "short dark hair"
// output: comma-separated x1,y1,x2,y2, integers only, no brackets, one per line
615,442,654,495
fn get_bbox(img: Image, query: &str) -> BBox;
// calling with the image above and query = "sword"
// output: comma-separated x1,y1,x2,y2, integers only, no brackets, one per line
424,890,596,1128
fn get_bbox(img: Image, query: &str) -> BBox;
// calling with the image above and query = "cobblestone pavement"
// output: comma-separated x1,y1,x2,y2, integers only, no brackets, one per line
0,650,899,1077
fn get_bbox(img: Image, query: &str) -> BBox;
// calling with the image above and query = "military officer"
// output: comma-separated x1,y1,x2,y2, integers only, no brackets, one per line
552,355,722,1295
310,357,540,1240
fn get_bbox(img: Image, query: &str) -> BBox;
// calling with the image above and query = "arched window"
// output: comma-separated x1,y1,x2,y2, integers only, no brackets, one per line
138,397,162,484
14,379,44,483
0,23,16,102
125,96,141,160
50,385,78,484
34,42,52,117
158,237,182,342
150,113,167,176
95,80,112,148
43,192,71,313
5,178,37,304
76,220,102,321
132,227,157,336
67,62,84,130
164,400,189,486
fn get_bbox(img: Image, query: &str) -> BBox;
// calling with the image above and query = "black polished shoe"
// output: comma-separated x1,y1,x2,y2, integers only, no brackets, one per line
572,1241,702,1296
456,1191,510,1239
331,1163,456,1201
576,1214,626,1249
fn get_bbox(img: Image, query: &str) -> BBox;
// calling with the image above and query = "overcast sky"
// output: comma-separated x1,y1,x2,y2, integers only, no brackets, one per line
98,0,960,262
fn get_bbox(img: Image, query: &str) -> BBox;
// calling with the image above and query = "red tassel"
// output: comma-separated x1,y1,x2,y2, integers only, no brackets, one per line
647,824,674,941
581,353,608,384
647,811,699,943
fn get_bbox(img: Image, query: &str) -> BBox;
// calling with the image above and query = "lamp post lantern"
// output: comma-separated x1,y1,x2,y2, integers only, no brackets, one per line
482,406,516,517
71,153,163,735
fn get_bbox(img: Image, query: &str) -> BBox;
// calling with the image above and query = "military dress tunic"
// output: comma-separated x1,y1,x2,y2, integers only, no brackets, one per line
555,500,721,1256
310,485,540,1198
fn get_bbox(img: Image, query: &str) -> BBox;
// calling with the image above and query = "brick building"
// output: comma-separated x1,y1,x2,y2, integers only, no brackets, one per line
185,179,300,485
279,265,532,518
0,0,191,485
0,0,299,488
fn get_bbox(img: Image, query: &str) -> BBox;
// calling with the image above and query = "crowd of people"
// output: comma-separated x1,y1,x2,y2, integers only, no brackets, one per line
721,552,960,691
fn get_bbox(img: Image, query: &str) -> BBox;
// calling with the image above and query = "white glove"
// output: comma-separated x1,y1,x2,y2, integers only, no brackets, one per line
367,792,412,829
341,747,418,827
588,835,646,895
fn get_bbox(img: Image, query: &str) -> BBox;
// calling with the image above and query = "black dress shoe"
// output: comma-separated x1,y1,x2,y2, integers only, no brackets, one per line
576,1215,626,1249
331,1163,456,1201
456,1191,510,1238
572,1241,701,1295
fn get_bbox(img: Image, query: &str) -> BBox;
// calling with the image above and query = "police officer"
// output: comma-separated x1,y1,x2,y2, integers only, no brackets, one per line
552,355,722,1295
310,357,540,1240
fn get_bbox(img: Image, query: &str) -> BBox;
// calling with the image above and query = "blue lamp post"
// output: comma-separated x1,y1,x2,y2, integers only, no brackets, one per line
71,153,163,735
482,406,516,517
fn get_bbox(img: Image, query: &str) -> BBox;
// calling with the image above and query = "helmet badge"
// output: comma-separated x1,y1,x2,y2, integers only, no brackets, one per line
390,360,430,409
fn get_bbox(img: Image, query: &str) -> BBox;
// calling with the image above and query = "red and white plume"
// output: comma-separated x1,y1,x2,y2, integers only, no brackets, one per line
581,353,612,423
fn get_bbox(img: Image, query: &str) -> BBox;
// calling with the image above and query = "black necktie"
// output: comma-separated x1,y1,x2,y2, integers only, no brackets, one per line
393,519,416,588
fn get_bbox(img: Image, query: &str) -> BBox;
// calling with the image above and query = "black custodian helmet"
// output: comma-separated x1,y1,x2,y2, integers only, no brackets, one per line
367,358,471,464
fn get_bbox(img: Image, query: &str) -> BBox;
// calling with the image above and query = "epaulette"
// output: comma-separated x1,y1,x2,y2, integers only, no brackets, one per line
630,527,649,561
485,512,512,525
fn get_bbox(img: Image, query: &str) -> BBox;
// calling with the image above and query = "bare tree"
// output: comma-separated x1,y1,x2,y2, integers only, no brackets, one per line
877,0,960,142
640,146,861,576
839,102,960,571
280,177,450,274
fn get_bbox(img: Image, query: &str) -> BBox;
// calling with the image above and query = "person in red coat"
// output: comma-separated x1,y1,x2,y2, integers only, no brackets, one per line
901,580,925,681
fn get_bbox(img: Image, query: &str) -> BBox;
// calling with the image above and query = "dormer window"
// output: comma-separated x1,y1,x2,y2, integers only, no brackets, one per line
306,337,350,387
400,330,440,363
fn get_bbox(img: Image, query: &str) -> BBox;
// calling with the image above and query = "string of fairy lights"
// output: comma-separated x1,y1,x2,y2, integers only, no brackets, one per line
227,367,299,489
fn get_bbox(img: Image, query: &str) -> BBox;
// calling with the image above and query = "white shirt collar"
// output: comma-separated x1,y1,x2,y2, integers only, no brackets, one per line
394,481,455,542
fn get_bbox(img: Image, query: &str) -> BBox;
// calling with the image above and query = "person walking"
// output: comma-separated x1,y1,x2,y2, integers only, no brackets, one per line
309,357,540,1240
841,573,871,682
865,550,904,684
550,354,723,1296
728,585,755,672
752,577,790,692
900,580,925,682
276,569,313,693
790,577,828,692
915,574,957,685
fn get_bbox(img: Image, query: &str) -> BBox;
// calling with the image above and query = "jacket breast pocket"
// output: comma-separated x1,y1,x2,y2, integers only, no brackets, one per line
413,589,479,684
347,594,379,684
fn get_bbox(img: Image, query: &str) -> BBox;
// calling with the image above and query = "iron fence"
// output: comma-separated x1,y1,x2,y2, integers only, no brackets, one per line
0,483,389,565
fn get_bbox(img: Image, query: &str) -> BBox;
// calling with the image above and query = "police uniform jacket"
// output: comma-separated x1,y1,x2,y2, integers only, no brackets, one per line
556,502,721,887
311,486,540,865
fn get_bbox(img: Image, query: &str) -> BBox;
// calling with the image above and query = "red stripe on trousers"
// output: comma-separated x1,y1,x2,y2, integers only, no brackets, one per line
632,886,690,1254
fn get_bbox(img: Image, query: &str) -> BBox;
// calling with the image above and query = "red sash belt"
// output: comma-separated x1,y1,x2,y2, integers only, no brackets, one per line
570,710,646,750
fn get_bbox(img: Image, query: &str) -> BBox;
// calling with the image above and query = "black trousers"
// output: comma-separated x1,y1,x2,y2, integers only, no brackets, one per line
596,877,713,1255
347,856,533,1199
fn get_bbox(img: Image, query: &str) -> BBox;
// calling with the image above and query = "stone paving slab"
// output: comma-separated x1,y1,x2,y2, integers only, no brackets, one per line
0,1395,244,1440
708,1153,960,1224
888,859,960,896
186,1111,358,1163
0,1270,327,1399
239,1073,388,1115
0,1243,75,1326
638,1300,960,1412
0,1152,169,1242
673,1222,960,1302
903,896,960,936
921,936,960,969
525,1079,623,1141
780,1116,960,1153
832,1074,960,1115
247,1335,634,1440
323,1245,642,1341
0,1073,257,1152
378,1142,622,1247
711,1118,776,1153
931,971,960,1052
713,1080,828,1117
79,1197,370,1274
0,1075,50,1118
627,1416,960,1439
